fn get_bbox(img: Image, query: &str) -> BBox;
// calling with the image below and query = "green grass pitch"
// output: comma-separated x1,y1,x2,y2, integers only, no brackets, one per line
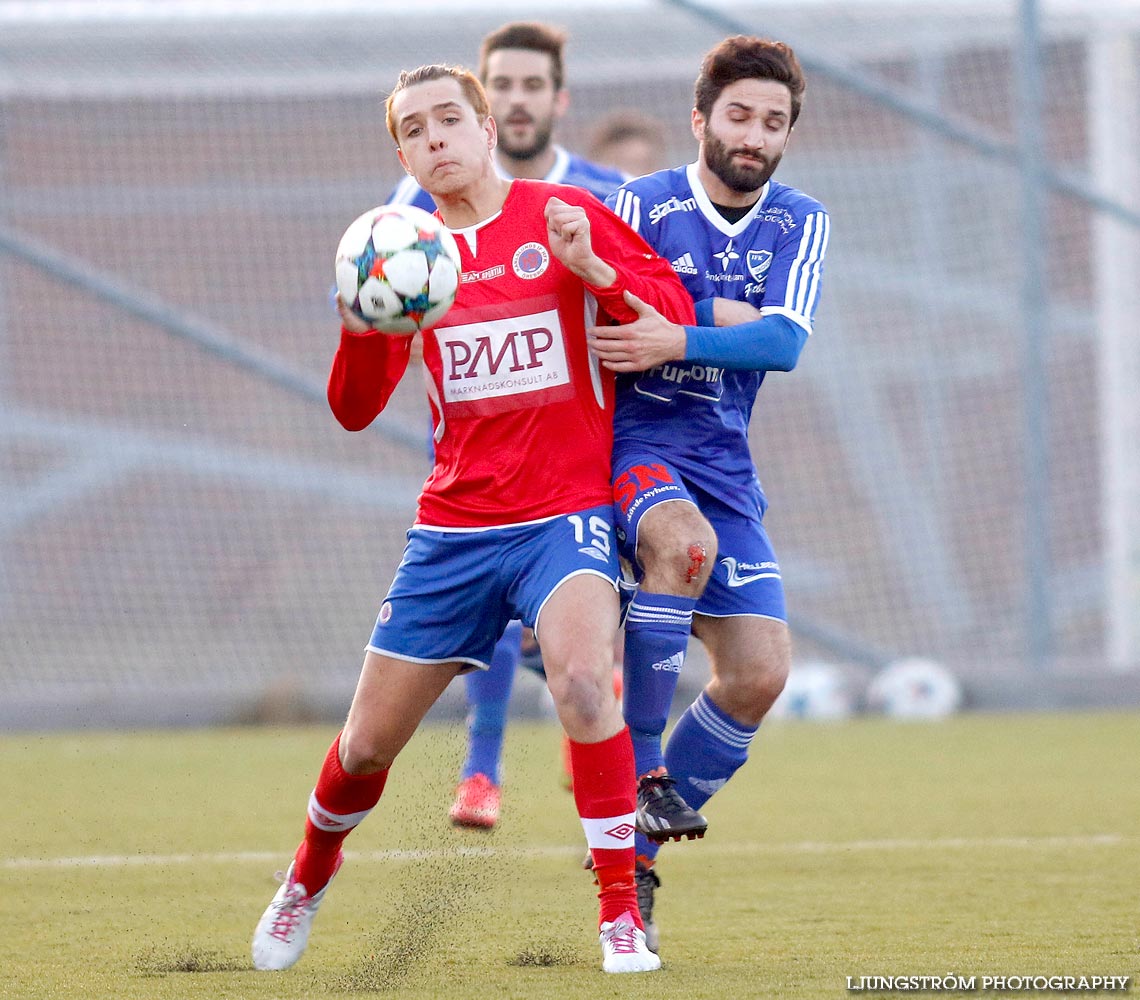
2,711,1137,999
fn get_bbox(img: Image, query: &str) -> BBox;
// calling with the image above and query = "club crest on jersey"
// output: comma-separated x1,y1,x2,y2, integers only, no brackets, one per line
746,249,773,283
512,242,550,280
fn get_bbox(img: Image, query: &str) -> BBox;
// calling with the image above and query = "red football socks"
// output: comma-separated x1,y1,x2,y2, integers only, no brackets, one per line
569,726,642,928
292,732,388,893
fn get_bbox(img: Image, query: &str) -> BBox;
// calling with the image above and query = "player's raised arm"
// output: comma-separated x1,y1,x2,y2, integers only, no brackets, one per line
552,193,695,328
544,196,617,287
326,297,414,431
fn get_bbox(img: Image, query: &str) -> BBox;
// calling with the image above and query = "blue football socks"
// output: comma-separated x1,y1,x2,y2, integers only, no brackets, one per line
459,620,523,785
665,690,758,813
622,592,695,778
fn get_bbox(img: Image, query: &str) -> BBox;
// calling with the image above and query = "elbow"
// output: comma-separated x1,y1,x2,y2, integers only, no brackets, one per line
328,393,379,432
335,413,375,432
773,326,809,372
772,350,801,373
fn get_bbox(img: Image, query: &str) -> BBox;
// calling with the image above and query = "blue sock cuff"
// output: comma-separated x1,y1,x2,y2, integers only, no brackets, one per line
627,591,697,628
691,691,758,750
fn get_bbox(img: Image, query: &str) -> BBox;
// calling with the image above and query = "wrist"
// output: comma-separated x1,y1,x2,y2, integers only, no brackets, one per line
579,259,617,288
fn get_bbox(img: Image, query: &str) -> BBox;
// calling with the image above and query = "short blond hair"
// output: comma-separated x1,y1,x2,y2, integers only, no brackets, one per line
385,64,490,144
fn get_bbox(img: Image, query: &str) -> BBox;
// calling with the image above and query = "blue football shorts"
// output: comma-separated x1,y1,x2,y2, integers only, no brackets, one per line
612,454,786,622
367,504,619,671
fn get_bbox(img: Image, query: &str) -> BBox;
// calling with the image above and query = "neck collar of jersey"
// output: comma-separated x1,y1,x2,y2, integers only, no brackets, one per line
686,161,770,238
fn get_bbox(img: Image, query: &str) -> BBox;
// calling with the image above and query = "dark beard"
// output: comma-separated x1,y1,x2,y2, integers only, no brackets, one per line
498,120,555,162
703,126,780,193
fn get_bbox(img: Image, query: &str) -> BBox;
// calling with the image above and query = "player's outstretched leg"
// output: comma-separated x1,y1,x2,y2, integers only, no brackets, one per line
252,732,388,971
252,856,342,970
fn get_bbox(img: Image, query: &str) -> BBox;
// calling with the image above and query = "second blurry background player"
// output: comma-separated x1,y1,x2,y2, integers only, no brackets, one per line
588,109,670,179
389,22,628,831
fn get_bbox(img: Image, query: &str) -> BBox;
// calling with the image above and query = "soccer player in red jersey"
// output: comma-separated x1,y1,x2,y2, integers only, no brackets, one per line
251,63,694,975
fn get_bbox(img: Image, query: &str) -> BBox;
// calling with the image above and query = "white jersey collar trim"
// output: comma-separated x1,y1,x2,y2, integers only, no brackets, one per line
685,161,769,238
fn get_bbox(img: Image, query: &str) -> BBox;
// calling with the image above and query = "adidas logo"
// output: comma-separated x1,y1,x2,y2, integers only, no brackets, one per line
688,776,728,796
670,252,699,275
650,652,685,673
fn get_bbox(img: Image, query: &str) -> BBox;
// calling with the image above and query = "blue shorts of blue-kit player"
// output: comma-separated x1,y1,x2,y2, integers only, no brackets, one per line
613,455,786,622
367,505,620,671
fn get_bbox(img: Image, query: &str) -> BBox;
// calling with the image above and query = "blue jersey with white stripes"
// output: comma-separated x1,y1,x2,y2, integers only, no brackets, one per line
606,162,829,513
387,144,626,211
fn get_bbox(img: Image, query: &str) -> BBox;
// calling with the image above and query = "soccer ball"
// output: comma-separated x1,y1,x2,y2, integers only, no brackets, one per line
334,203,461,334
768,661,855,721
865,657,964,720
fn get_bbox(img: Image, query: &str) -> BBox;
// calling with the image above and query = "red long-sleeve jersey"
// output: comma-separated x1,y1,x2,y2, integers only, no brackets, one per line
328,179,695,529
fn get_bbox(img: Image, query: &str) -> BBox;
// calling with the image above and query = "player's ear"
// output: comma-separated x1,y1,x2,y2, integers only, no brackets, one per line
553,87,570,120
484,114,498,152
690,107,705,142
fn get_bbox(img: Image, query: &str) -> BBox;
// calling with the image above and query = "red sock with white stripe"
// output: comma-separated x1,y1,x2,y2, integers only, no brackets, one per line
292,732,388,894
569,726,642,929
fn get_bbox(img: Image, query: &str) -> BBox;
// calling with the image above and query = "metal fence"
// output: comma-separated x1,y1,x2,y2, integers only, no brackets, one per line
2,0,1138,728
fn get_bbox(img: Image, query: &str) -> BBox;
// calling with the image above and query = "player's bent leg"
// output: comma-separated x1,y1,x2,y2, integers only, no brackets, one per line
252,652,461,972
663,616,789,823
624,501,716,841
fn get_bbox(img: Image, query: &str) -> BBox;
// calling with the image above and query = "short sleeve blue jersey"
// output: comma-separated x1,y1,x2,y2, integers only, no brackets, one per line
605,162,829,513
387,145,627,211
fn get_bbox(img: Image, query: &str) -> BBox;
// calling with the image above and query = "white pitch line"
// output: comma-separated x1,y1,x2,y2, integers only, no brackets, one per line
2,834,1128,872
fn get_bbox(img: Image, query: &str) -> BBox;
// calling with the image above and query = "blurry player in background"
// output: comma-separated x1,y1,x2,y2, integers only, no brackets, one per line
251,62,694,975
390,21,628,831
588,108,670,179
590,35,830,953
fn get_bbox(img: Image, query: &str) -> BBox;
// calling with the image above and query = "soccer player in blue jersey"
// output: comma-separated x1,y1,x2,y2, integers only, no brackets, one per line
388,22,628,831
589,35,830,953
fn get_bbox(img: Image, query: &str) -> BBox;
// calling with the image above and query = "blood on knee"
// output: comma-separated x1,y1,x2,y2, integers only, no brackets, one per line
685,543,707,583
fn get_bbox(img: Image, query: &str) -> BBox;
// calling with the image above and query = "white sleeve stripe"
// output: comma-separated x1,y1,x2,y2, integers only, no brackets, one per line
761,305,813,334
612,188,640,231
786,211,829,318
798,213,829,317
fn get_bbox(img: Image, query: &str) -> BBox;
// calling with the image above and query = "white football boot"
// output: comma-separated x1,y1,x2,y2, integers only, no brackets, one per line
599,909,662,973
251,856,341,971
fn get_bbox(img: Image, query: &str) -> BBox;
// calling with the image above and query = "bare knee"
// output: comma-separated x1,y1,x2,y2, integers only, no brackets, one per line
338,725,396,775
637,508,718,596
546,659,621,741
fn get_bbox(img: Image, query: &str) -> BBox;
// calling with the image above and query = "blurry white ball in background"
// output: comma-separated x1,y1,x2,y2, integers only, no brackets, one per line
866,657,964,720
768,661,855,721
